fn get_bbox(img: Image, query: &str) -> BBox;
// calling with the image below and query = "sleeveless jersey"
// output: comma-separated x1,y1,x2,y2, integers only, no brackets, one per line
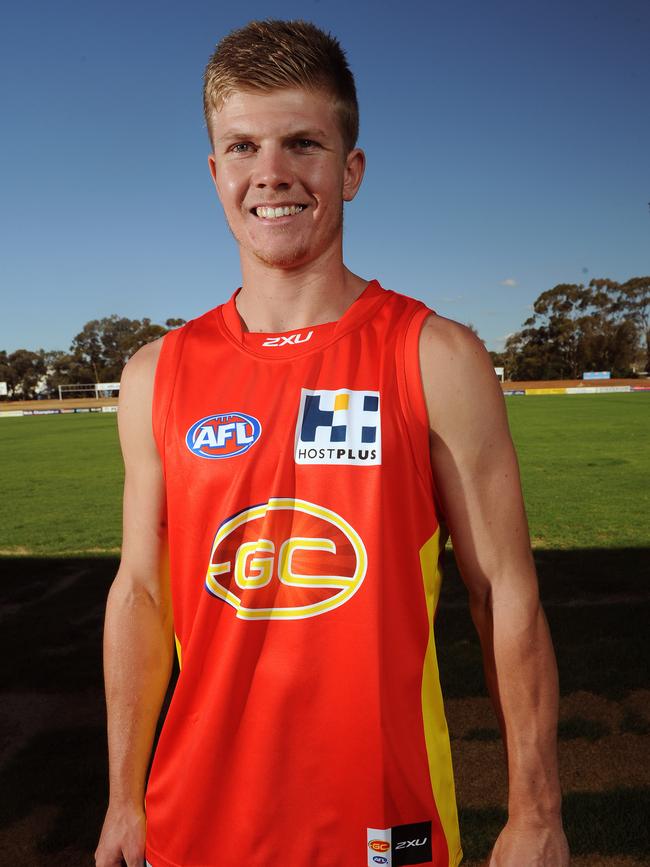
145,280,462,867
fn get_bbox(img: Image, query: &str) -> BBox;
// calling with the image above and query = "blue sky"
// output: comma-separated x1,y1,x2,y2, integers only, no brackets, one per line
1,0,648,353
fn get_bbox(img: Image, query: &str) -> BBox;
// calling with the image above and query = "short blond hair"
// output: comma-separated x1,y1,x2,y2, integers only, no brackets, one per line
203,19,359,153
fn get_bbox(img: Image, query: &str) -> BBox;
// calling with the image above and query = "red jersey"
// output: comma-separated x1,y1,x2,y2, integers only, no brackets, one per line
145,280,462,867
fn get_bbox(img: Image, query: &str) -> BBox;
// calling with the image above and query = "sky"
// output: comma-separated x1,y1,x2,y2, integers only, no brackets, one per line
1,0,648,353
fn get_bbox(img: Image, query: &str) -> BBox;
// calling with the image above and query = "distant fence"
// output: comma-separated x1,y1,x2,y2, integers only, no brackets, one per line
504,385,650,396
0,406,118,418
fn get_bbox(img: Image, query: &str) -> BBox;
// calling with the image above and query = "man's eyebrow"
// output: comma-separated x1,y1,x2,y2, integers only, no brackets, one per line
216,129,253,143
216,128,330,143
285,128,329,140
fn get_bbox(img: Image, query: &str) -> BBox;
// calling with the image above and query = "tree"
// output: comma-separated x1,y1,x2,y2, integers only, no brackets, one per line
1,314,185,398
602,277,650,373
0,349,47,399
504,279,643,380
40,350,93,398
69,316,169,382
0,351,10,399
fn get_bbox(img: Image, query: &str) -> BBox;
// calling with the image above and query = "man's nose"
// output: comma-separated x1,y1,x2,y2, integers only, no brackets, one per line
252,144,293,189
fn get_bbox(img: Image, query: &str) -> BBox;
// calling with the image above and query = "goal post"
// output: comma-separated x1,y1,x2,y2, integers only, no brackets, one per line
57,382,121,400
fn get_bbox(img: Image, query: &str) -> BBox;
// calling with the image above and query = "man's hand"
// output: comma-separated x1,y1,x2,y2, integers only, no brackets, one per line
95,801,147,867
485,815,570,866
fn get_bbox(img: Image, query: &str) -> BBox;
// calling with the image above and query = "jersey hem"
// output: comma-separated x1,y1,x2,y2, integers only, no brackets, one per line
145,843,182,867
145,844,464,867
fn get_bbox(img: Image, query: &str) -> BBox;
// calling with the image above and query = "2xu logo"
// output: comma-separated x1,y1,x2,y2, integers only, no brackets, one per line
204,498,367,620
262,330,313,347
186,412,261,460
367,821,433,867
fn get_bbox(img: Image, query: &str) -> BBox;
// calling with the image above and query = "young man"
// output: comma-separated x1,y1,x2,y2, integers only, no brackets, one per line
95,20,569,867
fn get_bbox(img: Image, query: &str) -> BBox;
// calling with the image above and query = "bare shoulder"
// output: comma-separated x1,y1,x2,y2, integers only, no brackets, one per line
118,338,165,452
120,338,164,394
419,313,497,386
418,313,505,433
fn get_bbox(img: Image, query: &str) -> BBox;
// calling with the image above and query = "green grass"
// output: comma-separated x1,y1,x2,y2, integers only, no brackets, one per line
0,393,647,555
0,414,123,555
506,394,649,548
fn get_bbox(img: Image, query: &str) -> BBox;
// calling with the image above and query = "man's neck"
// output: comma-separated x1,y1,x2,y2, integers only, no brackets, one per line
235,254,368,333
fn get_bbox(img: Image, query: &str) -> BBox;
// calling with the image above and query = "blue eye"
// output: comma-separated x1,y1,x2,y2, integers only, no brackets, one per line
231,142,253,153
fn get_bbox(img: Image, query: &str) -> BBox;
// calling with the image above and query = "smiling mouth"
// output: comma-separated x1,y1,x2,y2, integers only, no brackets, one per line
252,205,307,219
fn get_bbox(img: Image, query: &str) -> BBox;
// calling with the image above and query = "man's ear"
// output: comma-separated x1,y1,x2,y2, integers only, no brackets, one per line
207,153,218,189
343,148,365,202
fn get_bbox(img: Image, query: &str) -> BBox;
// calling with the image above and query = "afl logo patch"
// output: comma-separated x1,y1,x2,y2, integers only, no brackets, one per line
186,412,261,459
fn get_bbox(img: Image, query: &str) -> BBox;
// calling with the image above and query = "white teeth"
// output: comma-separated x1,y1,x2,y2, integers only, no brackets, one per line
255,205,305,219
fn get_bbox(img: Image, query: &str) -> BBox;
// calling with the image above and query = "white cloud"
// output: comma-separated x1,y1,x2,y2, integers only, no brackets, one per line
500,278,518,287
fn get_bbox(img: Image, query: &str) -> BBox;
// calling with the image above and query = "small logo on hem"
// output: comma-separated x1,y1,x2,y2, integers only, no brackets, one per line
367,821,432,867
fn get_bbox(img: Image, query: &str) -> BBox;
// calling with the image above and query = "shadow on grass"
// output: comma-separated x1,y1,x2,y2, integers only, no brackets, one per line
459,787,650,862
436,546,650,700
0,549,648,860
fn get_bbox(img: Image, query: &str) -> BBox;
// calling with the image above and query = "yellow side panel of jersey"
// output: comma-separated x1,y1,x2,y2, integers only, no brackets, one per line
420,529,463,867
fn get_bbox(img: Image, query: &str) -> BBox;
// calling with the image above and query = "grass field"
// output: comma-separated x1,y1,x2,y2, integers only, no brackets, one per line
0,393,648,555
0,413,122,555
508,394,649,549
0,394,648,866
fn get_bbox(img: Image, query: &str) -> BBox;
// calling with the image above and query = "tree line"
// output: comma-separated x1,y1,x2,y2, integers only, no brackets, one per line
1,276,648,399
490,276,648,380
0,316,185,400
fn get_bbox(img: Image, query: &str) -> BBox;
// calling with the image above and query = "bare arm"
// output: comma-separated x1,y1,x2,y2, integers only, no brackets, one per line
419,315,569,866
95,339,174,867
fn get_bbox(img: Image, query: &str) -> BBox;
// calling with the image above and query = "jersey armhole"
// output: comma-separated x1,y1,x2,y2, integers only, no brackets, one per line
396,305,438,500
152,324,190,479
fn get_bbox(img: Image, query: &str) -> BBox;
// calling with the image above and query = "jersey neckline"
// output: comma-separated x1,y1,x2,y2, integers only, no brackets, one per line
215,279,390,360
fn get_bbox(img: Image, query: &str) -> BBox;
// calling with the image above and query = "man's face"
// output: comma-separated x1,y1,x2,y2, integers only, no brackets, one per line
208,87,364,270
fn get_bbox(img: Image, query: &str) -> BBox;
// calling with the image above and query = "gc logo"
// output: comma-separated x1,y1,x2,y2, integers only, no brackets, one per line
204,498,367,620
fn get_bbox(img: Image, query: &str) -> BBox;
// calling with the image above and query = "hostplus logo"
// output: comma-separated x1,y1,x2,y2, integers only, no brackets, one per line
294,388,381,466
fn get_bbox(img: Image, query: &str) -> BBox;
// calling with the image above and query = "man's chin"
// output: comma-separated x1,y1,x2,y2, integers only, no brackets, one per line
250,244,311,270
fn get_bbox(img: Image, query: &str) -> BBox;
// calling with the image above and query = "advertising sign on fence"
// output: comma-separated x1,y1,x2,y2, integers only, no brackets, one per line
583,371,611,380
